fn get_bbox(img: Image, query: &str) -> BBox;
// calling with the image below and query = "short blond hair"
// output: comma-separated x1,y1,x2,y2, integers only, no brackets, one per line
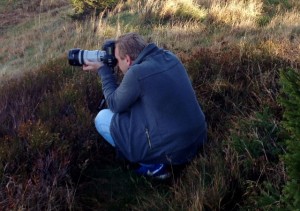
116,32,147,60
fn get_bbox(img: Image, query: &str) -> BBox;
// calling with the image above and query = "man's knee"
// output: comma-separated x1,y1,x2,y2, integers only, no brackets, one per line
95,109,112,124
94,109,114,134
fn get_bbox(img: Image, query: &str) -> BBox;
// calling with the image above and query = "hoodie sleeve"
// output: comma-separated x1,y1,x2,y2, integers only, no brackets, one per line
98,65,140,113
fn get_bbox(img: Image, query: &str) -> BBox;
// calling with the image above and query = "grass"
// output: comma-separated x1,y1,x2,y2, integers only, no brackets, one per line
1,7,69,76
0,0,300,210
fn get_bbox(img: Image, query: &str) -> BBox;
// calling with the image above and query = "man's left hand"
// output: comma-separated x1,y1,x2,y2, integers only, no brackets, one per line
82,60,104,72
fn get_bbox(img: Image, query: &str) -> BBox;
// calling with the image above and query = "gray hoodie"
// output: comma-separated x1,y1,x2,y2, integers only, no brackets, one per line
98,43,207,164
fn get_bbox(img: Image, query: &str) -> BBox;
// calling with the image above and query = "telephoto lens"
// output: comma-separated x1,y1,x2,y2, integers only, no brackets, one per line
68,49,106,66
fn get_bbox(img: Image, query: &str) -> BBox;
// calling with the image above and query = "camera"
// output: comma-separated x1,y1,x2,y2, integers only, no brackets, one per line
68,40,117,67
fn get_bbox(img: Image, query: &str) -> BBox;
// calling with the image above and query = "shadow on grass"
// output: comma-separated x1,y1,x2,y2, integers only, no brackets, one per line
73,145,179,210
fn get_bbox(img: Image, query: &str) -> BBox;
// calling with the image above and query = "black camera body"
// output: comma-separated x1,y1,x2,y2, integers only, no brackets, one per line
68,40,117,67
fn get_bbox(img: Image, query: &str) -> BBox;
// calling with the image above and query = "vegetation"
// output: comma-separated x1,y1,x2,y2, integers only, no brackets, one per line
0,0,299,210
280,68,300,210
70,0,119,17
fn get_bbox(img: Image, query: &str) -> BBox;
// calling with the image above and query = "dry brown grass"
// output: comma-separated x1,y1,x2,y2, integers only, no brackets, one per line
209,0,263,27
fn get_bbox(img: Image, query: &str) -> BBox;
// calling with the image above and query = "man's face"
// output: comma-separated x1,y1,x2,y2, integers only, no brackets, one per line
115,46,131,74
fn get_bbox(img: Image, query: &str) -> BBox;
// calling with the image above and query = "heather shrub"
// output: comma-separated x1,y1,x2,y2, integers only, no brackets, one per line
0,57,102,209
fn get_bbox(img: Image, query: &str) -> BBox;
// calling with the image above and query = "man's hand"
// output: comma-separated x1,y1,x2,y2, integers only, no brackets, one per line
82,60,104,72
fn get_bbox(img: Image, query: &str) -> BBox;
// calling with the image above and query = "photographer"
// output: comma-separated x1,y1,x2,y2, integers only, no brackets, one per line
82,32,207,179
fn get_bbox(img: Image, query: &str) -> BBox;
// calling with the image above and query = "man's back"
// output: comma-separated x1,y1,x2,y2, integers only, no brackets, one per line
108,43,207,164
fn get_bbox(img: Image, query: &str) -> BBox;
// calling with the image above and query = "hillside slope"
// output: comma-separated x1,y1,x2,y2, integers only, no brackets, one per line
0,0,70,76
0,0,300,210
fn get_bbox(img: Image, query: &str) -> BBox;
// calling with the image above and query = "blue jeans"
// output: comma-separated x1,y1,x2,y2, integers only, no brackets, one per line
94,109,116,147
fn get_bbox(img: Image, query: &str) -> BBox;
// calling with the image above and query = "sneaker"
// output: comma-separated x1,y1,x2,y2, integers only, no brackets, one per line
135,164,171,180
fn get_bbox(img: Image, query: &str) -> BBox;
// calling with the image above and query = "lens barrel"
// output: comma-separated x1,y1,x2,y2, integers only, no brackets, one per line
68,49,107,66
68,48,82,66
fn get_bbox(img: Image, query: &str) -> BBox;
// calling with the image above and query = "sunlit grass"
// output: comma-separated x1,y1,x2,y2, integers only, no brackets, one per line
267,9,300,33
211,0,262,27
160,0,207,21
2,0,300,77
150,21,206,51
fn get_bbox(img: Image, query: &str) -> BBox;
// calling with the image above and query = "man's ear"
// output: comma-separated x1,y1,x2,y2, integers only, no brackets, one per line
125,55,132,66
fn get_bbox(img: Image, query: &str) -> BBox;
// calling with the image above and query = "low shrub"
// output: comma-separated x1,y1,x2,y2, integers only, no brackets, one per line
70,0,120,16
279,68,300,210
0,57,103,209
